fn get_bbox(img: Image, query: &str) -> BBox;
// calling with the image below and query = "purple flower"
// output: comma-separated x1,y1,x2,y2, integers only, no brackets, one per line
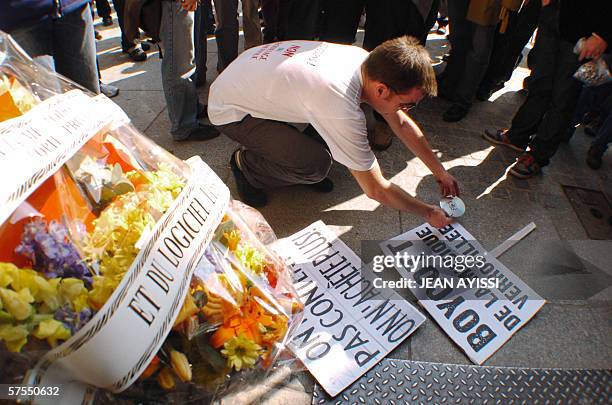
54,305,94,334
16,218,93,286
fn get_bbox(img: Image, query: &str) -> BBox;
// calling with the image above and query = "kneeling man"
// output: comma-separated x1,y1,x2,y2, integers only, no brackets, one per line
208,36,460,228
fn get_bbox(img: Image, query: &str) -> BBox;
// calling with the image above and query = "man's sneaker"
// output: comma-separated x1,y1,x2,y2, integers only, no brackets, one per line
442,104,469,122
230,150,267,207
509,153,541,179
174,124,220,142
306,177,334,193
483,129,524,152
586,145,605,170
102,17,113,26
126,47,147,62
100,83,119,98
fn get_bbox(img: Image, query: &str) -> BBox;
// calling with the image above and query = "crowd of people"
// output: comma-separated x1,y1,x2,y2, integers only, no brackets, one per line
0,0,610,227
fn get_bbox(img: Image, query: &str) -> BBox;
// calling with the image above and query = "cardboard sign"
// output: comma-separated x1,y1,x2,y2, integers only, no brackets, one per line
273,221,425,397
0,90,129,226
380,223,545,365
24,158,230,404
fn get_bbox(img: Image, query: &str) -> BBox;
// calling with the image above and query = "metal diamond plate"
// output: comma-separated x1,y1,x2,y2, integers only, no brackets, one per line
311,358,611,405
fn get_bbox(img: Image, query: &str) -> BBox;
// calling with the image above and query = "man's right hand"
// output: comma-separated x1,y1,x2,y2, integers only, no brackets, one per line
425,206,454,228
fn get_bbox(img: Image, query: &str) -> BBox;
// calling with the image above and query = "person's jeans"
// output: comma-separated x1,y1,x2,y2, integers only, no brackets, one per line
10,3,100,94
506,3,582,165
160,1,201,139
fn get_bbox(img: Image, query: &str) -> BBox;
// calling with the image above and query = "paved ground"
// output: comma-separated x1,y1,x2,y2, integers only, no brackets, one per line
96,15,611,404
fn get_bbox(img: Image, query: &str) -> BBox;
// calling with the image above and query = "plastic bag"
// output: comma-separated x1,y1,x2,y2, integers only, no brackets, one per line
0,31,303,403
574,58,612,87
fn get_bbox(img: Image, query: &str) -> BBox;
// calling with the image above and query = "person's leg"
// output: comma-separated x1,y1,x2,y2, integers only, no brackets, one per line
160,0,200,139
112,0,133,51
52,3,101,94
261,0,279,43
437,0,470,95
9,19,53,59
242,0,263,49
451,22,496,110
284,0,320,40
213,0,239,71
193,6,208,87
95,0,112,19
529,41,582,166
496,0,540,83
219,116,333,188
505,5,559,149
319,0,364,44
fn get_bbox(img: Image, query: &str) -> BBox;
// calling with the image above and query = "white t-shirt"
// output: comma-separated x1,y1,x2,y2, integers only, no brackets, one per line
208,41,377,171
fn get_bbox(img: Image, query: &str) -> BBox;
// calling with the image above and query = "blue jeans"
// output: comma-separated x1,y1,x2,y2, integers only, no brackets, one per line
160,1,201,140
10,3,100,94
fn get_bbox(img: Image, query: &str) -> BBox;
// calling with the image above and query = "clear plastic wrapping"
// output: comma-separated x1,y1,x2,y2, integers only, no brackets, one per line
0,31,303,403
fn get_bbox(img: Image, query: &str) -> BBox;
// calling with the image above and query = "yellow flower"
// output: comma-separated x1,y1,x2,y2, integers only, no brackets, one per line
32,319,71,347
0,288,33,321
59,278,89,312
0,262,17,288
222,230,241,251
0,324,29,352
221,334,262,371
170,350,192,382
156,366,176,390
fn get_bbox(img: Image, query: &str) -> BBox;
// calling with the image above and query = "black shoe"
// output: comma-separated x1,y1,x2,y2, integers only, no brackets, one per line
126,47,147,62
306,177,334,193
174,124,220,142
140,42,151,51
586,145,605,169
443,104,469,122
102,17,113,26
100,83,119,98
95,30,102,40
483,129,525,152
230,150,267,207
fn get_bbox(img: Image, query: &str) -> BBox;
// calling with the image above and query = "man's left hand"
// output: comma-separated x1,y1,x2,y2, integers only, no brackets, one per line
579,34,608,61
180,0,198,12
436,172,460,197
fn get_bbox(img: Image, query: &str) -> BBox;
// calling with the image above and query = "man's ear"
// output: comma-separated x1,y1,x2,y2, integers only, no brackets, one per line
374,82,391,99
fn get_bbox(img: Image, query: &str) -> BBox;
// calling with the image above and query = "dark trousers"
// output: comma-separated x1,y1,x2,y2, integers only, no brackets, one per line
217,116,333,188
193,4,210,86
439,0,496,108
111,0,133,51
363,0,438,50
507,3,582,166
277,0,321,40
95,0,112,18
479,0,540,92
319,0,364,45
261,0,279,43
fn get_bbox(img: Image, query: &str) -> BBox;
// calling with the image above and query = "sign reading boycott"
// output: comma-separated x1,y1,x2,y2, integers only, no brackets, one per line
381,223,545,365
273,221,426,397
